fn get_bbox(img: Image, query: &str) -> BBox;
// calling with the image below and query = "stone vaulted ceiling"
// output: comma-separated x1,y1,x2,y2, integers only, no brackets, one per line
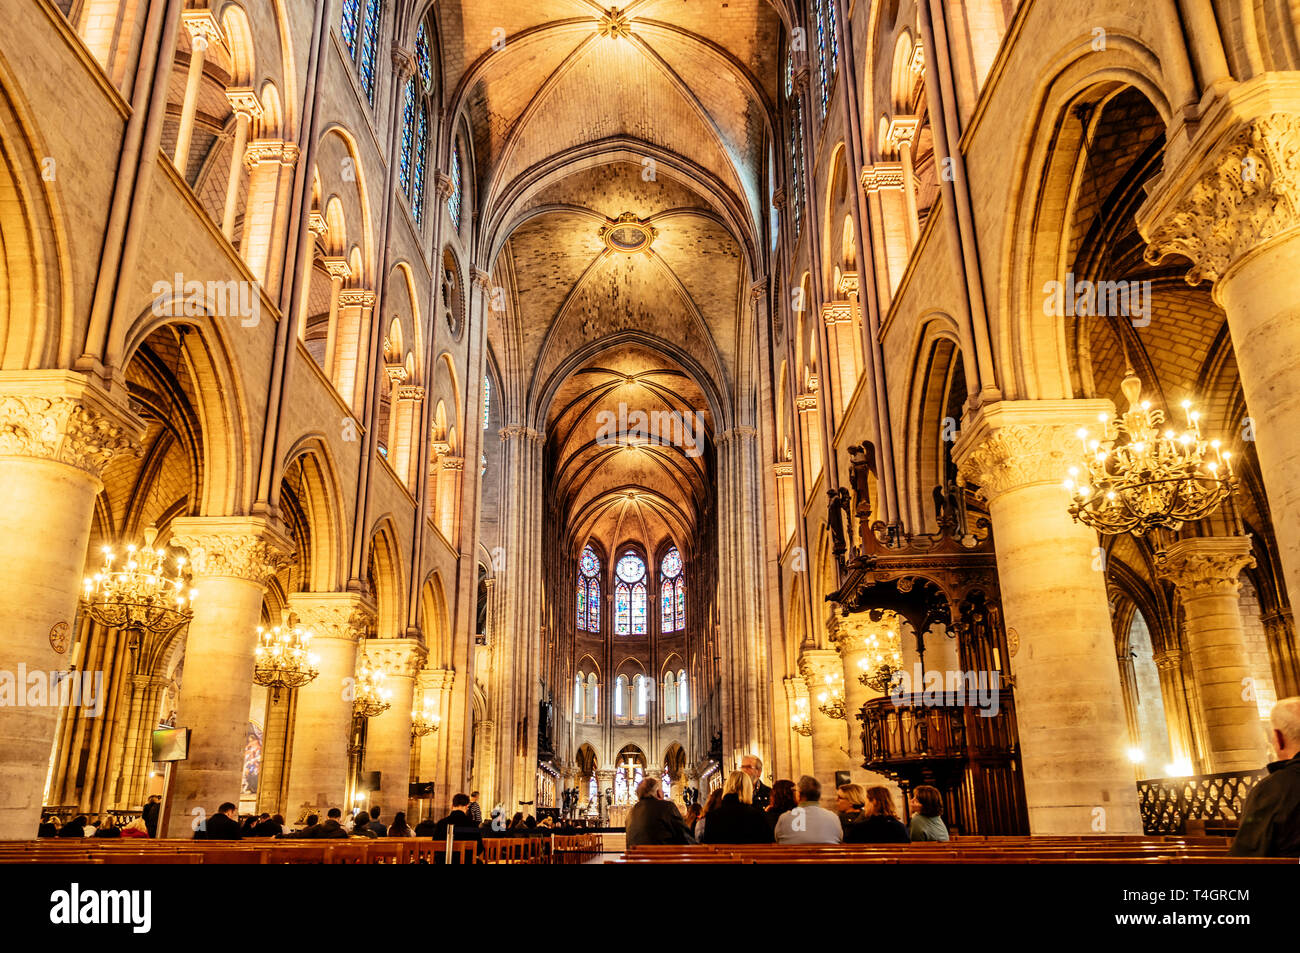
447,0,782,550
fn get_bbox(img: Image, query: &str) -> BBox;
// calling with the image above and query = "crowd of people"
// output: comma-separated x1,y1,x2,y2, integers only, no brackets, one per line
627,754,948,847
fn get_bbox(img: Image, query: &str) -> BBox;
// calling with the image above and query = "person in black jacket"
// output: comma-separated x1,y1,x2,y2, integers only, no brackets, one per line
293,808,349,838
741,755,772,811
431,793,483,862
195,802,243,840
625,776,696,847
699,771,773,844
1232,697,1300,857
141,796,161,838
844,785,910,844
57,815,88,838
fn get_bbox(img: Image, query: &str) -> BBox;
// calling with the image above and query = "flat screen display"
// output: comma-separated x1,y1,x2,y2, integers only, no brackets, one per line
151,726,191,762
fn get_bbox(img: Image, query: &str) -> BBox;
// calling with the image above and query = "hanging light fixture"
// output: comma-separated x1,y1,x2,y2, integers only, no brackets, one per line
252,625,319,702
1064,367,1235,535
81,526,195,635
856,617,905,694
790,697,812,736
817,672,845,720
353,652,393,718
411,701,441,738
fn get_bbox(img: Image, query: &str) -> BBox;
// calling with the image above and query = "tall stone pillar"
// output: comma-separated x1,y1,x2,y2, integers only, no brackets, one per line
173,11,221,172
239,140,299,295
282,592,373,820
782,675,813,778
320,258,351,377
798,650,854,794
953,400,1142,833
165,517,291,836
363,638,425,821
886,116,922,250
1153,648,1198,771
414,667,454,785
221,90,262,242
1142,108,1300,618
1156,537,1268,770
0,374,141,839
334,289,375,413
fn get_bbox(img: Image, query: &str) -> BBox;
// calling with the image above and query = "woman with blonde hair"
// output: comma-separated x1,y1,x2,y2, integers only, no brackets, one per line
835,782,867,831
699,770,772,844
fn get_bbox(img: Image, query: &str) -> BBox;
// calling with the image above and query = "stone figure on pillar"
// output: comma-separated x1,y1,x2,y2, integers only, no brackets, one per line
828,487,853,569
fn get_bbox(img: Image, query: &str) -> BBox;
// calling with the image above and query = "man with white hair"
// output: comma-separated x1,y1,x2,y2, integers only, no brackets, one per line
1231,696,1300,856
740,754,771,811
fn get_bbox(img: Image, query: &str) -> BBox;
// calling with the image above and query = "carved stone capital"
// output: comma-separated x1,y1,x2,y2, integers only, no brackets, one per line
951,399,1115,503
226,88,263,120
1154,649,1184,672
771,188,786,210
287,592,376,642
1142,113,1300,286
363,637,427,679
498,425,543,443
822,301,853,326
440,456,465,473
797,649,842,685
391,44,416,80
885,115,921,151
828,610,901,657
181,9,224,49
308,210,328,237
1156,536,1256,598
861,162,905,192
338,289,376,309
435,172,455,200
418,667,455,693
244,139,298,170
749,277,769,300
168,517,293,584
772,462,794,479
795,392,818,412
384,363,409,387
0,372,144,479
471,268,493,292
323,258,352,282
836,271,860,296
396,384,425,402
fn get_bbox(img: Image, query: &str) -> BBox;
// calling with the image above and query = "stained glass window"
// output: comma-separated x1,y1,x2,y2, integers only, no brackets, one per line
675,577,685,631
785,48,794,100
398,80,415,197
631,582,646,635
448,141,463,230
415,23,432,90
615,584,631,635
412,102,429,226
617,553,644,583
359,0,381,104
813,0,829,117
791,102,805,234
578,546,601,632
341,0,360,57
660,547,683,633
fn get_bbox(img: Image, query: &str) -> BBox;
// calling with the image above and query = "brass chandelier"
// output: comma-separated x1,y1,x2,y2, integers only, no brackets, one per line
81,527,195,635
1064,369,1235,535
353,653,393,718
856,616,905,694
817,672,845,720
790,697,812,737
411,702,441,738
252,625,319,702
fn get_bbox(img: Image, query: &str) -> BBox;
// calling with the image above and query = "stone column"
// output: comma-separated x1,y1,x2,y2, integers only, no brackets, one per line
1142,109,1300,618
320,258,351,378
886,116,922,250
173,11,221,172
363,638,425,821
1153,648,1198,772
782,675,813,778
282,592,373,820
389,383,423,490
953,399,1142,833
164,517,291,836
239,140,299,294
221,90,262,243
1261,608,1299,699
414,667,453,784
334,289,375,413
0,374,141,839
1156,537,1267,771
798,650,854,794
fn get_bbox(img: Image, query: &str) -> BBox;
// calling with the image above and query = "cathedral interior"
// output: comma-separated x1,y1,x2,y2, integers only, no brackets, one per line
2,0,1300,858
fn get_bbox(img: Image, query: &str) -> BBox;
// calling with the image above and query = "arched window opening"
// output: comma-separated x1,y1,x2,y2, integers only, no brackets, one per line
660,547,684,633
448,140,463,230
577,546,601,632
340,0,383,105
615,552,647,635
664,671,677,722
615,674,628,722
678,669,688,717
586,672,598,723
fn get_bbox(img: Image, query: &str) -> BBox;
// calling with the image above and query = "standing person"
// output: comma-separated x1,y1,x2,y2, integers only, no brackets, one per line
740,754,771,810
765,779,797,835
695,788,723,841
845,786,910,843
467,791,483,827
625,776,695,847
907,785,950,842
367,805,387,837
141,795,161,839
699,771,772,844
775,776,843,845
387,811,415,837
1232,696,1300,857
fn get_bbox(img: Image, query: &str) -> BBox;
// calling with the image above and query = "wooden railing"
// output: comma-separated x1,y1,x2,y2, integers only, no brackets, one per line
1136,770,1266,835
